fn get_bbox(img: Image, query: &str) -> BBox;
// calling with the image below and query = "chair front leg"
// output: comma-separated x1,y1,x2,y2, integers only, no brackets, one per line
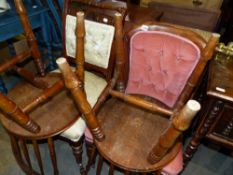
70,137,85,175
85,140,97,173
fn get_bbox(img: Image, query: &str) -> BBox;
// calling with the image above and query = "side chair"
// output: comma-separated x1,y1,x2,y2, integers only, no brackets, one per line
57,17,220,174
0,0,122,174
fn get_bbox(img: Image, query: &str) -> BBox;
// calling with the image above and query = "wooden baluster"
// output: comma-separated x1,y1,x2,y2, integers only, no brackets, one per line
0,50,31,73
174,34,220,111
56,58,104,141
48,137,59,175
0,93,40,133
10,136,34,174
96,156,104,175
114,12,126,92
108,164,114,175
85,141,97,174
19,138,33,172
13,66,48,89
32,140,44,175
75,11,85,91
124,170,130,175
14,0,45,76
148,100,201,164
22,80,64,113
70,138,85,175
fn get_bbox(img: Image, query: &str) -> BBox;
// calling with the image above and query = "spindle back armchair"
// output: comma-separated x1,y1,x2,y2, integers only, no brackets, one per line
57,18,220,174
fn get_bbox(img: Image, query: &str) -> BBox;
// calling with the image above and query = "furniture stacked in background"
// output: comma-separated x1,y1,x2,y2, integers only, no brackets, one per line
140,0,222,32
184,42,233,164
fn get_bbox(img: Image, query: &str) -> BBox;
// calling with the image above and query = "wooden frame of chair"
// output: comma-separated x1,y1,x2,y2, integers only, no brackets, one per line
57,11,220,173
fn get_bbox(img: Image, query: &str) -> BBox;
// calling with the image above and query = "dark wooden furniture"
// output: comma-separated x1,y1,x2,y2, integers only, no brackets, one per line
147,0,222,31
57,10,219,174
184,54,233,163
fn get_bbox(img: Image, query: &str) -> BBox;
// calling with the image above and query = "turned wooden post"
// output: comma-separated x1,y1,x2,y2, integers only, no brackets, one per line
175,33,220,111
114,12,126,92
56,57,105,141
0,93,40,133
148,100,201,164
14,0,45,76
75,11,85,89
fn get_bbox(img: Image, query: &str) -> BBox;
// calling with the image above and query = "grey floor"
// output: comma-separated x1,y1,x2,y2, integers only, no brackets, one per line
1,119,233,175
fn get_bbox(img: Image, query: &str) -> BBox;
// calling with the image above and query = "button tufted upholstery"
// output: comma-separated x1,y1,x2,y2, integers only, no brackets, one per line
125,31,200,108
65,15,115,69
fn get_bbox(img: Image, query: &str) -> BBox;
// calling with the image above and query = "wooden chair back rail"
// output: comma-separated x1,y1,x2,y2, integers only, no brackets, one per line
22,80,64,113
12,66,48,89
75,11,85,90
129,22,207,51
109,90,173,116
173,34,220,112
0,50,31,73
70,0,127,15
15,0,45,77
114,12,126,91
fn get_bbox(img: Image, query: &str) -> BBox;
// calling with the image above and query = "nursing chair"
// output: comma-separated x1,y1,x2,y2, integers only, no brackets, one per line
0,0,123,174
57,17,220,174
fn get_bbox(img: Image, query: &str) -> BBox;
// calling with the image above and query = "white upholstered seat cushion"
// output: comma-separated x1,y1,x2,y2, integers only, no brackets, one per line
52,69,107,141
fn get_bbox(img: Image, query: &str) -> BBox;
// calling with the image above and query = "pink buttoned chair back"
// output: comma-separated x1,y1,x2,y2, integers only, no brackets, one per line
125,28,201,108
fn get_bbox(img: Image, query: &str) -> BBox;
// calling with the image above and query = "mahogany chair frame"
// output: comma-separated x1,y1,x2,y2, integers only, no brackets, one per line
57,12,220,174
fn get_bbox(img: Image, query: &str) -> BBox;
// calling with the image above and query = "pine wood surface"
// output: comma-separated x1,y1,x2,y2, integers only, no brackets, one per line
0,73,80,139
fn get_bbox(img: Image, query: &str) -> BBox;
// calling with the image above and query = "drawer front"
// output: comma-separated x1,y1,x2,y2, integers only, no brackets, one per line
141,0,223,9
210,103,233,141
148,2,220,31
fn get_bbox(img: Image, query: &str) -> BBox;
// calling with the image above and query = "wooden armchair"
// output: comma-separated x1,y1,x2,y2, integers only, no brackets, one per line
57,14,220,174
0,0,126,174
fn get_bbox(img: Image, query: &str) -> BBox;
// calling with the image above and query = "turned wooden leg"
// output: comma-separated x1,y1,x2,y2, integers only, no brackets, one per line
184,100,223,164
85,140,97,173
70,137,85,175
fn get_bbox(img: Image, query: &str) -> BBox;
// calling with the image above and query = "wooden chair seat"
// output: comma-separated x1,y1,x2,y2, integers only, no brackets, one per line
0,73,79,139
95,97,181,172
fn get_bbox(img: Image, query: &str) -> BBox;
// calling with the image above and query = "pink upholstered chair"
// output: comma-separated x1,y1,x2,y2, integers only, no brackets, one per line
57,17,219,174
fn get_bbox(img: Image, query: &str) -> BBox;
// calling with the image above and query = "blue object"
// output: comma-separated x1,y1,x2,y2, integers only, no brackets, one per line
0,0,63,93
